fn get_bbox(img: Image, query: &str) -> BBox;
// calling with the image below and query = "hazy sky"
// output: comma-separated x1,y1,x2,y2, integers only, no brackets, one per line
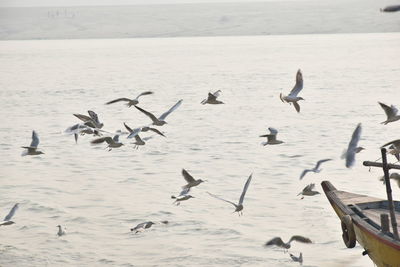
0,0,294,7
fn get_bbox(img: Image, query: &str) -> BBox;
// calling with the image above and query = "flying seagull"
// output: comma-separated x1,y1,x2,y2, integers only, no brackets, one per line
57,225,66,236
131,134,152,149
201,90,224,104
0,203,19,226
378,102,400,125
181,169,205,189
280,69,304,113
260,127,284,145
207,174,252,216
381,139,400,161
297,183,320,199
73,110,104,129
130,221,155,234
343,123,362,168
171,188,195,206
21,130,44,156
124,122,165,139
290,253,303,265
106,91,154,107
64,123,95,143
91,135,123,151
134,99,183,126
299,159,332,180
265,235,312,250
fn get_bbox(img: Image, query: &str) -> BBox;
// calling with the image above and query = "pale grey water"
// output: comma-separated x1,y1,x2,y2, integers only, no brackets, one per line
0,33,399,266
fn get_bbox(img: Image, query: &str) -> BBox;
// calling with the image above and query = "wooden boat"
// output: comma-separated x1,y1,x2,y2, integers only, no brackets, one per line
321,180,400,267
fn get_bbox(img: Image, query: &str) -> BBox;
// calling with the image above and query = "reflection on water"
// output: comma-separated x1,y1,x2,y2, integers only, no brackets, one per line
0,33,399,266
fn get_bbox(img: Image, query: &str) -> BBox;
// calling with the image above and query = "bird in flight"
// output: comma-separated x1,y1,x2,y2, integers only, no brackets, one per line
343,123,362,168
289,252,303,265
0,203,19,226
260,127,284,145
378,102,400,125
181,169,205,190
91,135,123,151
381,139,400,161
265,235,312,250
21,131,44,156
297,183,320,199
73,110,104,129
299,159,332,180
207,174,252,216
280,69,304,113
134,99,183,126
106,91,154,107
201,90,224,105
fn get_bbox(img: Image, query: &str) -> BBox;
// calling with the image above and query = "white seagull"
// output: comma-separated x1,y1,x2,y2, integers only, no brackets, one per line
21,131,44,156
134,99,183,126
106,91,154,107
290,253,303,265
181,169,205,189
379,102,400,125
124,122,165,139
260,127,284,145
207,174,252,216
130,221,155,234
280,69,304,113
299,159,332,180
343,123,362,168
73,110,104,129
91,135,123,151
201,90,224,105
64,123,96,143
0,203,19,226
171,188,195,206
297,183,320,199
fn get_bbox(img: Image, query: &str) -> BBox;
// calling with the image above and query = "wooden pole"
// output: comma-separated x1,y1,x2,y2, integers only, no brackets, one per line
381,148,400,240
363,161,400,170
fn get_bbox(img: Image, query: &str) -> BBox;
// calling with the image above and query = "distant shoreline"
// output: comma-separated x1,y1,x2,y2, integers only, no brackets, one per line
0,1,399,41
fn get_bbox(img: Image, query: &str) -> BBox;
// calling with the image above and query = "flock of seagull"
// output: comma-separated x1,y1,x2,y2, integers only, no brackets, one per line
2,68,400,265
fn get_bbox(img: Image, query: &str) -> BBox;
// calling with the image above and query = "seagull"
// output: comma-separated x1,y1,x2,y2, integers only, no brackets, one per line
21,131,44,156
181,169,205,190
201,90,224,104
260,128,284,145
73,110,104,129
290,253,303,265
0,203,19,226
343,123,362,168
299,159,332,180
171,188,195,206
130,221,155,234
379,102,400,125
207,174,252,216
131,134,152,149
57,225,66,236
124,122,165,139
297,183,320,199
134,99,183,126
106,91,154,107
265,236,312,250
381,139,400,161
379,173,400,188
64,123,95,143
91,135,123,151
280,69,304,113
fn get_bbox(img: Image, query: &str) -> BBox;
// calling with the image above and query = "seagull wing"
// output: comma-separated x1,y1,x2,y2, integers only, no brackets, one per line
179,187,191,196
346,123,362,168
135,91,153,100
112,135,120,142
91,137,112,144
158,99,183,121
212,90,222,98
206,192,238,208
87,110,100,124
147,127,165,137
381,139,400,148
288,69,303,97
299,169,310,180
289,235,312,244
182,169,195,183
239,174,252,205
106,98,131,105
134,106,159,124
293,102,301,113
4,203,18,221
379,102,396,118
207,92,217,101
73,113,92,122
30,130,40,148
268,127,278,135
315,158,332,169
134,134,144,143
265,237,285,247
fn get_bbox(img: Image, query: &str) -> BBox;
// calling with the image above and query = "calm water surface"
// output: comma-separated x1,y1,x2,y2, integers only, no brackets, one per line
0,33,399,266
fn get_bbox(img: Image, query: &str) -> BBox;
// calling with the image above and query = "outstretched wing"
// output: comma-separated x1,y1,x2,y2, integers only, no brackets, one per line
268,127,278,135
73,113,92,122
238,174,252,205
315,158,332,169
106,98,131,105
207,192,237,208
159,99,183,121
30,130,40,148
299,169,310,180
379,102,397,118
135,91,153,100
381,139,400,148
288,69,303,97
289,235,312,244
4,203,19,221
87,111,100,124
293,102,301,113
182,169,195,183
147,127,165,137
346,123,362,168
135,106,159,124
91,137,112,145
265,237,285,247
